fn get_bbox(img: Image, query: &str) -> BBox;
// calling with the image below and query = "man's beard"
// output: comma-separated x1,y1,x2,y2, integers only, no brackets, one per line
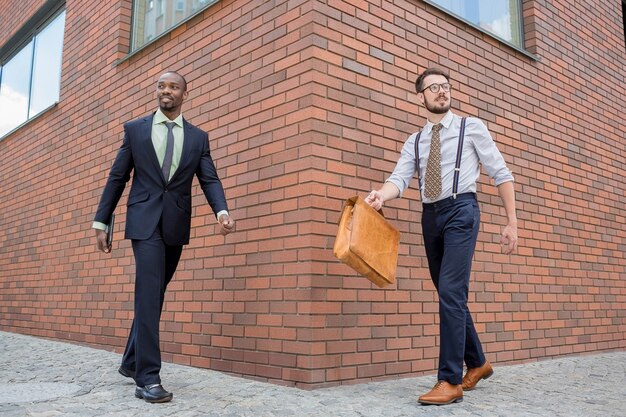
158,96,177,112
425,98,450,114
159,103,174,111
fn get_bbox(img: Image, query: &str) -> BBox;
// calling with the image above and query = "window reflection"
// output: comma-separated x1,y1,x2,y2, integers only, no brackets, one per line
30,11,66,118
132,0,219,51
0,10,65,138
0,42,33,137
429,0,523,47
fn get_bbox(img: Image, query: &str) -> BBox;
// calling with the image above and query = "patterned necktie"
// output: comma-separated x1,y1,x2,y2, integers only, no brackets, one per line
424,123,443,200
162,122,175,181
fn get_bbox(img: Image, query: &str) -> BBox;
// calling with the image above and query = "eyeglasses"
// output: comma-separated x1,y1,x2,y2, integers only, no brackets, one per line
420,82,451,94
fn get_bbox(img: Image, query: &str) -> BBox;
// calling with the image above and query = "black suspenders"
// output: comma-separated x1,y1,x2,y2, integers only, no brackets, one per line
414,117,467,200
452,117,468,199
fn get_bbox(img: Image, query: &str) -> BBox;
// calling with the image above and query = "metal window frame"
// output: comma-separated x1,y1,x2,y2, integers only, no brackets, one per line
0,0,66,140
128,0,219,57
422,0,537,60
0,0,65,62
27,10,66,118
622,0,626,49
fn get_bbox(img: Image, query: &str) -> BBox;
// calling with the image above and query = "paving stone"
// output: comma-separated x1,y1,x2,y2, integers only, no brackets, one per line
0,331,624,417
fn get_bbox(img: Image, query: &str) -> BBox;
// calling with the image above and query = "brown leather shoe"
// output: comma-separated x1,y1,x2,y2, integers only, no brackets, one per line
462,360,493,390
418,381,463,405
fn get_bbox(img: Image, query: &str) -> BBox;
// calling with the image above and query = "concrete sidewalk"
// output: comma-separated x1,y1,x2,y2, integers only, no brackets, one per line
0,330,624,417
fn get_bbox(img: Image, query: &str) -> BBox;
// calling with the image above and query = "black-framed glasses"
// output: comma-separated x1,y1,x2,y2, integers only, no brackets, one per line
420,82,451,94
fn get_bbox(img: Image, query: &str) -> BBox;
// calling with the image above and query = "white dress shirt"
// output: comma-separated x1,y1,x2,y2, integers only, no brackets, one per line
386,111,514,203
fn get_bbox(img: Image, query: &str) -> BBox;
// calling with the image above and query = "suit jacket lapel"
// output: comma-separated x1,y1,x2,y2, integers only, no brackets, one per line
172,119,194,180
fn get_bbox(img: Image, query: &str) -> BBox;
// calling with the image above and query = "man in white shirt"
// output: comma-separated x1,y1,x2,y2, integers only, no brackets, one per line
365,67,518,405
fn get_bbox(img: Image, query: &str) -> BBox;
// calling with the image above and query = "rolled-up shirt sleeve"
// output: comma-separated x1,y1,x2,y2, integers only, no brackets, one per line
469,118,514,185
385,132,419,197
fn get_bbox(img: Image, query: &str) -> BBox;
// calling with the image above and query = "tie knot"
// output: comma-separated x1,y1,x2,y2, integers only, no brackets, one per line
432,123,443,133
165,121,176,130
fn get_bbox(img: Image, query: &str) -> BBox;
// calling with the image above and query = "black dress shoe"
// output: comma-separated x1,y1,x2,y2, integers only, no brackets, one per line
118,366,136,380
135,384,173,403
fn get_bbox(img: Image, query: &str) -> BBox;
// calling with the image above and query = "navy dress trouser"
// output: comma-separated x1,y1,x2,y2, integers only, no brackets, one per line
121,224,182,386
421,193,486,385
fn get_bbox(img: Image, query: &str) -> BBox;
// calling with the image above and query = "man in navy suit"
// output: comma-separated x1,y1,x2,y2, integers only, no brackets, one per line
93,71,235,403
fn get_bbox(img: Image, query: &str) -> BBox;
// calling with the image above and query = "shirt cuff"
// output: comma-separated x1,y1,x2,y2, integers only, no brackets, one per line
216,210,229,222
92,221,107,230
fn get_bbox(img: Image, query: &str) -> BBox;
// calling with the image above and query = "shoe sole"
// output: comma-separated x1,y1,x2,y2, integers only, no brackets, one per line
418,396,463,405
135,392,173,403
462,369,494,391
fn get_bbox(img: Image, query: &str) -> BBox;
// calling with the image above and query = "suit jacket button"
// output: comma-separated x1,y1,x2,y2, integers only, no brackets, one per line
164,189,168,193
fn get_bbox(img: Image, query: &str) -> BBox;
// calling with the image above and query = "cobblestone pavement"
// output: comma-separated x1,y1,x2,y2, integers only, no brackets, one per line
1,330,624,417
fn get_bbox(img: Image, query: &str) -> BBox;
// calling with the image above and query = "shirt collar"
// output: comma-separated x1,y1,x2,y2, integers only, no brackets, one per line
424,110,454,133
153,109,184,128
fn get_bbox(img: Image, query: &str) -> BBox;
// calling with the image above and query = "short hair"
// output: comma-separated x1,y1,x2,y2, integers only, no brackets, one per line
415,68,450,93
163,71,188,91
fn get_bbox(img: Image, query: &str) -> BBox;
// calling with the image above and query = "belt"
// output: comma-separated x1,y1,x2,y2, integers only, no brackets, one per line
422,192,476,210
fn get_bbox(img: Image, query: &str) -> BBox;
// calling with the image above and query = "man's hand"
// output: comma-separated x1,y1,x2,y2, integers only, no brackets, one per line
364,183,400,210
95,229,111,253
364,190,384,210
500,223,518,254
218,214,235,236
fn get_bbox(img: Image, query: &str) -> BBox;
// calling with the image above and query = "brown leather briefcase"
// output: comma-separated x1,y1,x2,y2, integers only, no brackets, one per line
333,196,400,288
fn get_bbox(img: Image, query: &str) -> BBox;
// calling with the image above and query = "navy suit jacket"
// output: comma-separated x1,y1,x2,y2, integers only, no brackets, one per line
94,113,228,245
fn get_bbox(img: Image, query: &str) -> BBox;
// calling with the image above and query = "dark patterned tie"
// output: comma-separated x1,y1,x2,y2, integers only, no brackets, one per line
424,123,443,200
162,122,175,181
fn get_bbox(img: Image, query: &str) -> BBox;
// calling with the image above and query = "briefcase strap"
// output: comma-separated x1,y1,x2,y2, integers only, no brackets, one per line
414,117,467,200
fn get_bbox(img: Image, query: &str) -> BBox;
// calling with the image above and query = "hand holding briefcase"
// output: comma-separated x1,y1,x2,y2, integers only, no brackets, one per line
333,196,400,288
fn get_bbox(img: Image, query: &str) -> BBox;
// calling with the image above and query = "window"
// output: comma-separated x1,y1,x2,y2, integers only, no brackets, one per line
131,0,219,51
427,0,524,48
623,1,626,49
0,10,66,138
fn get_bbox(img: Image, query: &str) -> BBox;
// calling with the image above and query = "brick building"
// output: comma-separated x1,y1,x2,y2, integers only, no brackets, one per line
0,0,625,388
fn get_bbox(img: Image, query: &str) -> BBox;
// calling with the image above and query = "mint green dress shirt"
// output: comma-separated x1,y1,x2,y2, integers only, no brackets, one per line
152,109,184,180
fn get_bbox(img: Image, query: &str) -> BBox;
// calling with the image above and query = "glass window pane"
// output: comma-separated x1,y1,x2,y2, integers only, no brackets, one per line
0,41,33,137
430,0,523,47
29,11,66,118
132,0,219,51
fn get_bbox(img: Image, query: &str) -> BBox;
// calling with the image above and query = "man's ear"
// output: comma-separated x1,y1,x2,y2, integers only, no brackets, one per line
416,92,424,107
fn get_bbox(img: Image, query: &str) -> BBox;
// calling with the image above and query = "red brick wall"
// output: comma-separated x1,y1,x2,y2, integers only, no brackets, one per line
0,0,625,388
0,0,45,45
